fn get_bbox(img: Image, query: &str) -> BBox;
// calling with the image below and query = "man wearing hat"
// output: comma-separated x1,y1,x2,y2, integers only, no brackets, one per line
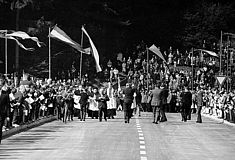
0,74,10,144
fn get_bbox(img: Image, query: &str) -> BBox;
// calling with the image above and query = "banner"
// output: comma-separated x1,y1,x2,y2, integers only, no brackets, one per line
82,26,102,72
149,44,166,62
0,30,42,51
49,25,84,53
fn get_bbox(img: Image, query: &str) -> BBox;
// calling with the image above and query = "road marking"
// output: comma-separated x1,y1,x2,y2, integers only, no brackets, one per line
136,116,147,160
141,156,148,160
139,137,144,140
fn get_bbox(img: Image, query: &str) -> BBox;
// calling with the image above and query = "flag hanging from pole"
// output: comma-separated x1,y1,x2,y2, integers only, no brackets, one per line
81,26,102,72
0,30,43,51
148,44,166,62
6,31,43,47
49,25,84,53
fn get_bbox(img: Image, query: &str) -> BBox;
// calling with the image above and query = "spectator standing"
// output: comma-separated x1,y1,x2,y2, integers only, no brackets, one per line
0,74,10,144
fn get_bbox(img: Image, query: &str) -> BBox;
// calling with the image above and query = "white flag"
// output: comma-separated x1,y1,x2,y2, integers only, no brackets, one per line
82,26,102,72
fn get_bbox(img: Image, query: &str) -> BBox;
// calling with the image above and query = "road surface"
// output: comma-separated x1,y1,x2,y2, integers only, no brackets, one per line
0,112,235,160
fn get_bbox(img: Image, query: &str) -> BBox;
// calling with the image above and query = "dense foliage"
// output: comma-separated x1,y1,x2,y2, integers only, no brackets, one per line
0,0,235,77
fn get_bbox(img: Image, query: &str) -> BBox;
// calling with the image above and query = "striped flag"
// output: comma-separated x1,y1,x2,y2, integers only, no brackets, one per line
82,26,102,72
49,25,84,53
0,30,43,51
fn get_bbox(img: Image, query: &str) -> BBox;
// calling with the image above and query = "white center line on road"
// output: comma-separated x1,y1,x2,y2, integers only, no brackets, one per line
136,117,147,160
141,156,148,160
139,133,144,136
139,137,144,140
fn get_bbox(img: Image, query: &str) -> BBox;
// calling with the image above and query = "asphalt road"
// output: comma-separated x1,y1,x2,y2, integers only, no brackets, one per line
0,112,235,160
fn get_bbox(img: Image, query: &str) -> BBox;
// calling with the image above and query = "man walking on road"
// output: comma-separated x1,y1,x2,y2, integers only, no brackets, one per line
180,86,192,122
196,87,203,123
79,88,89,121
0,74,10,144
122,83,135,123
159,84,168,122
150,83,162,124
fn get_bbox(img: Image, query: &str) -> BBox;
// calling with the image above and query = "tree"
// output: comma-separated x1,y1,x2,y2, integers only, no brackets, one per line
178,0,235,50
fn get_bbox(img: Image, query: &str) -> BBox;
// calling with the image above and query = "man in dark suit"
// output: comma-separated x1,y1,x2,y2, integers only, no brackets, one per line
159,84,168,122
180,86,192,122
79,88,89,121
122,83,135,123
0,74,10,144
150,83,162,124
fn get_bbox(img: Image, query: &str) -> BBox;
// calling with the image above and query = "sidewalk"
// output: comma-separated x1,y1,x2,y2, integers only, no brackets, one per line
2,115,57,139
202,113,235,127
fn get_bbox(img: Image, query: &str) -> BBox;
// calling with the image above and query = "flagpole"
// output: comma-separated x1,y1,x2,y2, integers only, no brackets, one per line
219,30,222,75
80,25,84,81
5,30,8,76
192,48,194,91
146,45,149,90
49,27,51,79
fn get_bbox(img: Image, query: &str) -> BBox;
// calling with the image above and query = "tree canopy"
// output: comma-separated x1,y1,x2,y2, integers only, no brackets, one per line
0,0,235,77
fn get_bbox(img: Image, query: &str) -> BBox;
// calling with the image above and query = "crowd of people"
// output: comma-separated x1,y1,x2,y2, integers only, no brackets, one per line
0,42,235,144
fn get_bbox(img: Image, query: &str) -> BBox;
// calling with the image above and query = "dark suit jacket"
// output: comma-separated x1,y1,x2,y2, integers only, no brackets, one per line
96,94,109,109
160,89,169,105
0,92,10,118
180,91,192,108
123,87,135,104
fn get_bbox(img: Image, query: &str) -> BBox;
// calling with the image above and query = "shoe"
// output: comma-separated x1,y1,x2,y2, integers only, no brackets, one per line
152,121,156,123
125,121,127,123
155,122,158,124
196,121,202,123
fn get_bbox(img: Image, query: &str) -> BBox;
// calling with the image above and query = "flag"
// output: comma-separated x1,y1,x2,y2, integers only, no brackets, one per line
195,49,218,57
6,31,44,47
0,30,42,51
148,44,166,62
82,26,102,72
84,47,91,55
49,25,84,53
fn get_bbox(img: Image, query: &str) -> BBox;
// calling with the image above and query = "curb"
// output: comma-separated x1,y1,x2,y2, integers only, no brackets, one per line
202,114,235,127
2,116,57,139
